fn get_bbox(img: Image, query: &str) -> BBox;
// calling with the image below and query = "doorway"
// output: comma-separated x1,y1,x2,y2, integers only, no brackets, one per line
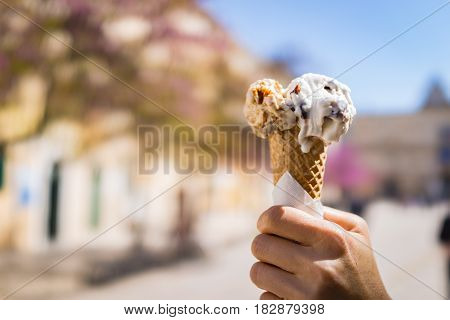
47,162,61,241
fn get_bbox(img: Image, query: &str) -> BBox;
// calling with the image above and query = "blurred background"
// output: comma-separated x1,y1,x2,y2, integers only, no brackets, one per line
0,0,449,299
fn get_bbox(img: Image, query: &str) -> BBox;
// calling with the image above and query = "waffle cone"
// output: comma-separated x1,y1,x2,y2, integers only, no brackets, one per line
269,126,327,199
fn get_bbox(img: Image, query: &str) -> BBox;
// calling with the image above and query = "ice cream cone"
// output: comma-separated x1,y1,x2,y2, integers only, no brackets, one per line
269,126,327,200
244,74,355,200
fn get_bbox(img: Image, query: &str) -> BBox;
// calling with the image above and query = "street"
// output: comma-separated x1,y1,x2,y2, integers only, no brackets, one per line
68,201,448,300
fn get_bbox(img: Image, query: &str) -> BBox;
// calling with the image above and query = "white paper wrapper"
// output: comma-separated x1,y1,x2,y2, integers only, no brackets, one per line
272,172,324,218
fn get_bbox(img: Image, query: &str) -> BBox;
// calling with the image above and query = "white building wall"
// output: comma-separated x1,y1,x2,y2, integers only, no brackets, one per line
58,159,91,250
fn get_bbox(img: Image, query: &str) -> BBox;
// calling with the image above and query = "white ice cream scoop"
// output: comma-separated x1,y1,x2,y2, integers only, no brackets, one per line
285,73,356,153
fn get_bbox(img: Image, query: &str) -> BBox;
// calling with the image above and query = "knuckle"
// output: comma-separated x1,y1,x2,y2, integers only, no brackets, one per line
327,225,348,254
250,262,263,284
355,215,369,230
267,206,285,227
317,264,335,287
333,228,347,246
256,214,265,232
258,206,285,232
251,234,268,258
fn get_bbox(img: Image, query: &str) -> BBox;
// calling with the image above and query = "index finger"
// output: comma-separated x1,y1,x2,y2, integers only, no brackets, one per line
257,206,335,247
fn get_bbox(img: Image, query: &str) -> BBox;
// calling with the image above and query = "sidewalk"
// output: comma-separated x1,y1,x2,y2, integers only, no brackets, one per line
0,251,86,299
67,239,259,299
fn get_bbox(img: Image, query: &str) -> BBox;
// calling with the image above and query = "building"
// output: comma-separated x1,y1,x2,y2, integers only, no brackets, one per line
0,0,281,254
344,80,450,201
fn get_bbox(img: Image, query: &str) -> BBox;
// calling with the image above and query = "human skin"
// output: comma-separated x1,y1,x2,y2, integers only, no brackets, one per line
250,206,391,300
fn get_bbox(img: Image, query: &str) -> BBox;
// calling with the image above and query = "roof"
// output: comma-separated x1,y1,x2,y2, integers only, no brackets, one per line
422,79,449,110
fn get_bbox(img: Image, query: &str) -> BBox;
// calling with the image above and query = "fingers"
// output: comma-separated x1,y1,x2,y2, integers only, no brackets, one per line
250,262,307,300
251,234,315,274
324,206,368,235
260,291,281,300
257,206,335,247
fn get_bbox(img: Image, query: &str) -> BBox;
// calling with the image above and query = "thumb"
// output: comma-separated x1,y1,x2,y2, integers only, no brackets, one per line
323,206,366,234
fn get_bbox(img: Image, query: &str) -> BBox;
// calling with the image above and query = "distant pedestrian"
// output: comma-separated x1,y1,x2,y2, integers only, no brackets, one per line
438,213,450,298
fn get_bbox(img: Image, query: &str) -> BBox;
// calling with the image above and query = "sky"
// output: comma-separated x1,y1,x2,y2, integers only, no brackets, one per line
200,0,450,114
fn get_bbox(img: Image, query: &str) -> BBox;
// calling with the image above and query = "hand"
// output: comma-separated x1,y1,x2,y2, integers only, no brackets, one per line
250,206,390,300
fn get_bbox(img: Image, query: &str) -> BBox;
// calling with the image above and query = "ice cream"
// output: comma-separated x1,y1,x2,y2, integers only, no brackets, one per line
285,73,355,153
244,73,356,199
244,79,297,138
245,73,355,153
